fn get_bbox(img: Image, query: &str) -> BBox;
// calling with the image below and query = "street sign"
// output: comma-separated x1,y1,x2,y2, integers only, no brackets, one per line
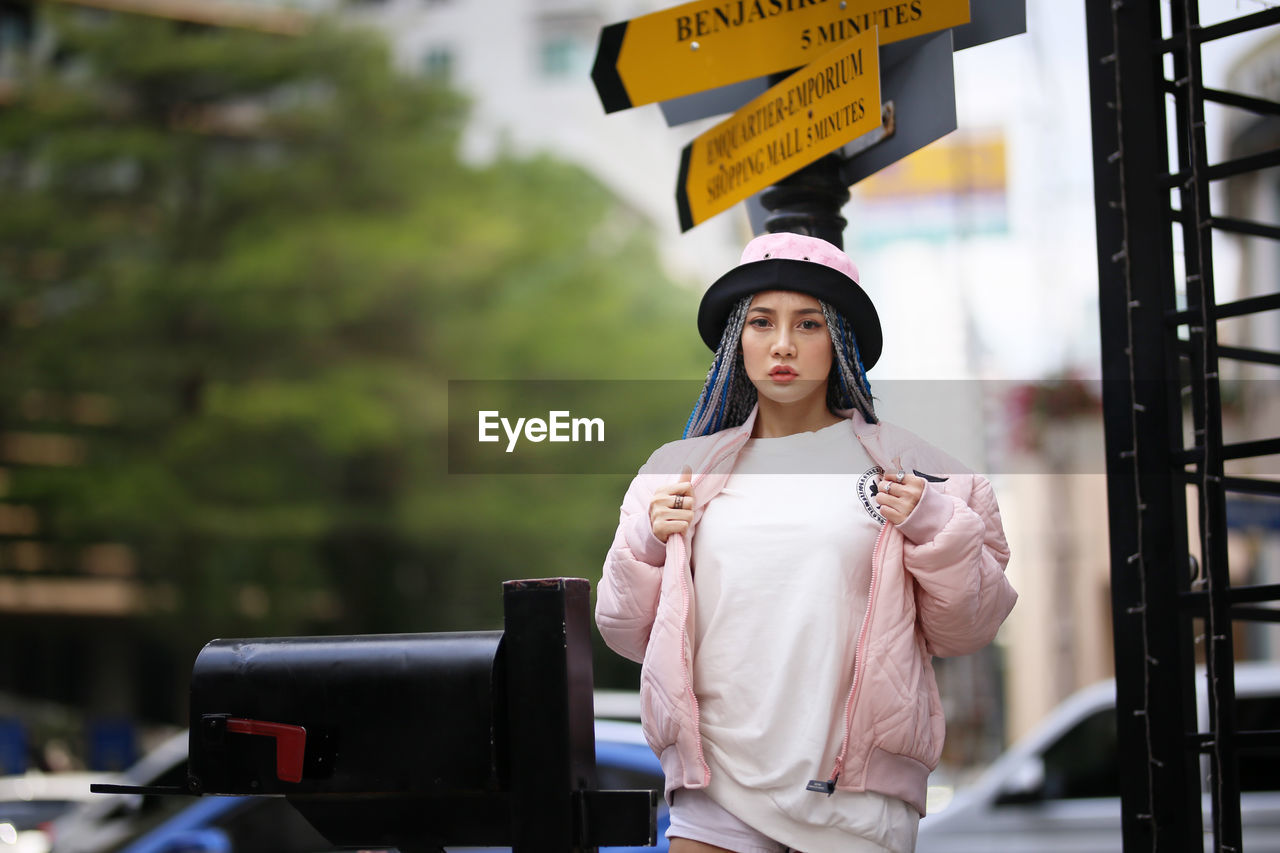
658,0,1023,127
676,28,881,231
951,0,1024,50
745,29,955,233
593,0,967,113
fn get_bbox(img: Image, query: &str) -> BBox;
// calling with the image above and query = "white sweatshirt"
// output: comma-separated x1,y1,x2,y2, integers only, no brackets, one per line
691,418,919,852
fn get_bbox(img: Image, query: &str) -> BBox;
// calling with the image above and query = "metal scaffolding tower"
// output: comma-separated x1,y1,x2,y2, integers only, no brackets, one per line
1086,1,1280,850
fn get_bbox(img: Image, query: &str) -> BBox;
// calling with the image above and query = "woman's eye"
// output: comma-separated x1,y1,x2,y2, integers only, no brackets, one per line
748,317,769,328
800,320,823,330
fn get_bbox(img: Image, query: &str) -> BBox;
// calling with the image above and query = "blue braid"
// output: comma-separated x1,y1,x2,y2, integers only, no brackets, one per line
684,297,754,438
849,328,872,396
682,358,719,437
821,300,877,422
681,400,699,438
836,315,856,405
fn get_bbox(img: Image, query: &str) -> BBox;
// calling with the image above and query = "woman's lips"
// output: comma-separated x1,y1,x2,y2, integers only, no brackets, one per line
769,367,797,383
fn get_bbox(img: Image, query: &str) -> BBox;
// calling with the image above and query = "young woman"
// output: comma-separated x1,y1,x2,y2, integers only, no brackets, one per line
596,232,1017,853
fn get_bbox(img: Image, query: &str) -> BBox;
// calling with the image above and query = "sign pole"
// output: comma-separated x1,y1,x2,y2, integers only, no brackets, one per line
758,153,850,248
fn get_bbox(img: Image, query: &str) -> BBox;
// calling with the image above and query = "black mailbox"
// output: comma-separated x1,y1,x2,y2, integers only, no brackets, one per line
188,630,508,797
97,578,655,853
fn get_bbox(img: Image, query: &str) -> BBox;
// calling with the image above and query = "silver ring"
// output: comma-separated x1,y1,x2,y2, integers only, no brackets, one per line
673,495,684,510
883,481,892,496
896,469,907,483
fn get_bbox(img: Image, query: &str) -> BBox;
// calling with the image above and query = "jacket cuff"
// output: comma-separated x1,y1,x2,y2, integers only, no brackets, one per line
896,482,954,545
623,512,668,566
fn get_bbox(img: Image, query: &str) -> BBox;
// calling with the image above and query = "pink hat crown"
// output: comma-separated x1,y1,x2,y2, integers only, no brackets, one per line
738,232,859,284
697,230,880,367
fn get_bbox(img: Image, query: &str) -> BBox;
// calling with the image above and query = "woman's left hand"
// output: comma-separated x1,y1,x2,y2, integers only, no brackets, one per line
876,456,925,525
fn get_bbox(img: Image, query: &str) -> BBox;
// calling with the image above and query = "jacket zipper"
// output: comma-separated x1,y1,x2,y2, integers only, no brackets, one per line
811,516,888,795
673,534,710,785
676,436,747,787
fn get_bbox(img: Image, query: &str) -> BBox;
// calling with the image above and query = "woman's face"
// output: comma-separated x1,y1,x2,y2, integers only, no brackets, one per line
740,290,833,409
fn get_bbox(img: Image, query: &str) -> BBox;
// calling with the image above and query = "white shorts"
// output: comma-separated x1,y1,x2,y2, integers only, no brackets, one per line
666,787,792,853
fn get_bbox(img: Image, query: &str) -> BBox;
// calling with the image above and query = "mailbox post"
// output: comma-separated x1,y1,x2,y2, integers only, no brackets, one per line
95,578,655,852
503,578,599,849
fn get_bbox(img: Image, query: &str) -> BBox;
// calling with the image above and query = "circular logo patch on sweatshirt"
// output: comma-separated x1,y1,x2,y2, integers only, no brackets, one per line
857,466,887,525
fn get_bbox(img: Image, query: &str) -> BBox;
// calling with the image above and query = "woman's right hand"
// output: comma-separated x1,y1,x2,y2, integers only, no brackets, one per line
649,466,694,543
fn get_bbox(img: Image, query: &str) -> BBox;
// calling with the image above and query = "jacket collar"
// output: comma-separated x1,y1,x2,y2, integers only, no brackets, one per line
700,405,758,474
834,407,879,436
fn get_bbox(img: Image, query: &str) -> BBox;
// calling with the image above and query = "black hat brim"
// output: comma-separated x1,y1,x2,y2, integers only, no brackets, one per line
697,258,883,369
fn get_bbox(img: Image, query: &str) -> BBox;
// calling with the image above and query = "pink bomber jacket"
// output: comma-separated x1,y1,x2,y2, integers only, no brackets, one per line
595,405,1016,815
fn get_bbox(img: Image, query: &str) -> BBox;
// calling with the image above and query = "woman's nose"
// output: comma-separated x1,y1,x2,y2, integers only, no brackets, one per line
772,330,796,357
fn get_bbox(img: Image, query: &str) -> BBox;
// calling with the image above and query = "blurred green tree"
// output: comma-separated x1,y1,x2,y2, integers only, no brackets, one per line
0,7,704,697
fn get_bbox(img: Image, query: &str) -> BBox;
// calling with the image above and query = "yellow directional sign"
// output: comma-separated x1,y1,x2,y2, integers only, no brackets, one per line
677,28,881,231
593,0,965,113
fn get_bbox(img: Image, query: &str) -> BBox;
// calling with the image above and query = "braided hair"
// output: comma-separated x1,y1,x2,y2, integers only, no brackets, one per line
682,294,877,439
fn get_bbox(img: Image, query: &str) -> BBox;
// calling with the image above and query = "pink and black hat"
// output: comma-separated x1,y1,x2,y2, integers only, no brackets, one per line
696,232,883,369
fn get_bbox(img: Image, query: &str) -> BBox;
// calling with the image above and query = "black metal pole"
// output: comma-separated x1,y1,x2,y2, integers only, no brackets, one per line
503,578,598,853
1168,3,1243,850
1085,1,1204,850
753,67,852,249
758,153,851,248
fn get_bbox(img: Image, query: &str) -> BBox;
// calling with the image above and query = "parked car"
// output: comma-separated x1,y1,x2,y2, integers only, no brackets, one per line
0,772,117,853
48,733,192,853
52,720,669,853
916,662,1280,852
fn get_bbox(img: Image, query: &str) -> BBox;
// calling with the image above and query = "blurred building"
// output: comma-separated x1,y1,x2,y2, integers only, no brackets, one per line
336,0,746,282
993,384,1112,741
